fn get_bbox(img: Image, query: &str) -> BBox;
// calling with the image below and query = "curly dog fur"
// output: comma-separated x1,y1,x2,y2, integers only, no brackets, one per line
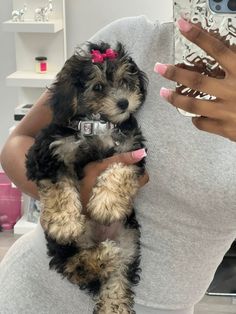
26,41,148,314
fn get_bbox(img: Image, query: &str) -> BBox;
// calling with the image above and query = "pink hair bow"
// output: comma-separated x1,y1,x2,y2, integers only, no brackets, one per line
91,49,118,63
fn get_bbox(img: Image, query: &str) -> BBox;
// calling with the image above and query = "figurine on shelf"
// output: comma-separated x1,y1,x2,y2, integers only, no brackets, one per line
34,0,53,22
12,3,27,22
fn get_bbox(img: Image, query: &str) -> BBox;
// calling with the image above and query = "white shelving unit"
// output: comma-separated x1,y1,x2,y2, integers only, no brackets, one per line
6,71,57,87
3,0,67,234
2,19,63,33
5,0,67,105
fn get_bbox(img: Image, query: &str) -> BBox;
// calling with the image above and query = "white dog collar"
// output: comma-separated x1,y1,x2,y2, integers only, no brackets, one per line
67,113,117,136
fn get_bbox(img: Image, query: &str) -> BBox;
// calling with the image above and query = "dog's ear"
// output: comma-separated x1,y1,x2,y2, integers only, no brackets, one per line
115,42,128,60
115,42,149,103
48,53,92,125
138,69,149,103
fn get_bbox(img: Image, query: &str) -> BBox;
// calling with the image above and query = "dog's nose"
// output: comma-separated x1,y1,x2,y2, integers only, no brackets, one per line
117,99,129,111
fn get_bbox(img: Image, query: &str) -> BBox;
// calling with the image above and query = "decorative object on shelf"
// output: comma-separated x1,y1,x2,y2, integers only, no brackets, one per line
35,56,48,73
14,104,33,121
26,198,41,223
12,3,27,22
34,0,53,22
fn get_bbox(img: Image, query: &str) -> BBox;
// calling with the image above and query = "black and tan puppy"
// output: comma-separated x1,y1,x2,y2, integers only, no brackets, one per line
26,41,148,314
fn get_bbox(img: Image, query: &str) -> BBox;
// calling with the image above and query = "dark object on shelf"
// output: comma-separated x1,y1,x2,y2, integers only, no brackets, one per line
27,198,41,223
14,104,33,121
207,241,236,296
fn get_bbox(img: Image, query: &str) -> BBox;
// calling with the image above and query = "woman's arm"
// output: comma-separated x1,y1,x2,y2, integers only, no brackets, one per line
0,90,53,199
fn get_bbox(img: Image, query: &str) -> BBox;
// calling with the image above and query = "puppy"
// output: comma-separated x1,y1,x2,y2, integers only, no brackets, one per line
26,41,148,314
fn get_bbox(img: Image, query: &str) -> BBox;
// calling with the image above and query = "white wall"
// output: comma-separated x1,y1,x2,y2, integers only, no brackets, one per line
0,0,173,159
66,0,173,56
0,2,18,156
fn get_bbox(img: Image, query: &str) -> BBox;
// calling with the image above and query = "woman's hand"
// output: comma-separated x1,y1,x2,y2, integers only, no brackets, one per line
79,149,149,210
154,18,236,142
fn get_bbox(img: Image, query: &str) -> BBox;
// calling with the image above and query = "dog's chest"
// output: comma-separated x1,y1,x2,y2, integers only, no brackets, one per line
91,221,124,242
50,126,143,173
84,131,139,154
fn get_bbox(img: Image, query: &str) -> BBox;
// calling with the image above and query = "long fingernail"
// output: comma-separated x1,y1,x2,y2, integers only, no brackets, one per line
177,18,193,32
160,87,172,99
131,148,147,161
154,63,168,75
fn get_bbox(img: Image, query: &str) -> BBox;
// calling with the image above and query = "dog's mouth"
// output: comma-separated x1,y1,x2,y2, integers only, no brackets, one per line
109,110,131,124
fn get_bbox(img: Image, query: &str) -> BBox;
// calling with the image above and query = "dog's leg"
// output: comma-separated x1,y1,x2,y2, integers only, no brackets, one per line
39,176,86,245
93,228,140,314
93,260,136,314
86,163,140,225
63,240,120,290
93,278,135,314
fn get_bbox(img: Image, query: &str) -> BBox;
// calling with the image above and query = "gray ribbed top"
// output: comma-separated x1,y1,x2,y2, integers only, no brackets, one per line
90,15,236,309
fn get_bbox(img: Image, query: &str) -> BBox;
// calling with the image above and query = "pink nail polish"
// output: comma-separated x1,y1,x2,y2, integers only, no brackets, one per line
131,148,147,161
154,63,168,75
160,87,172,99
177,18,193,32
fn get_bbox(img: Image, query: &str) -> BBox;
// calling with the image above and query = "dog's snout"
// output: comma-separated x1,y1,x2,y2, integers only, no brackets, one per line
117,99,129,111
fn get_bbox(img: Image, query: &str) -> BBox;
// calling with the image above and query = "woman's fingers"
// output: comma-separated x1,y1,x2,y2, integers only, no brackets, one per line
177,18,236,74
89,148,147,176
154,63,225,98
159,88,229,120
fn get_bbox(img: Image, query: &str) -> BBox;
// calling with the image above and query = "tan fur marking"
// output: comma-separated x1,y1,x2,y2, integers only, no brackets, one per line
64,240,120,285
126,92,141,112
72,96,78,114
94,266,134,313
86,89,141,124
93,228,139,313
86,163,140,225
49,136,80,166
115,62,130,81
39,177,85,245
85,65,105,91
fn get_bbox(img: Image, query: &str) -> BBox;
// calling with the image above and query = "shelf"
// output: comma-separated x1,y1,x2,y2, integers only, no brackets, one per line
6,71,57,87
14,215,37,235
2,19,63,33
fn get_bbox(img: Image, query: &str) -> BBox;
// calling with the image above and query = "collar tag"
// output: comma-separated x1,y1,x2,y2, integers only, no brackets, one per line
77,120,115,136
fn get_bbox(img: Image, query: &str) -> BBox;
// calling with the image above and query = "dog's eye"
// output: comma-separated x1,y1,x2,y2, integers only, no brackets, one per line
93,83,104,92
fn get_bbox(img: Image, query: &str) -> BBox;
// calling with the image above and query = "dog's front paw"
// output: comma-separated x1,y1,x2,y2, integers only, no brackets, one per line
86,163,139,225
42,215,86,245
38,177,86,245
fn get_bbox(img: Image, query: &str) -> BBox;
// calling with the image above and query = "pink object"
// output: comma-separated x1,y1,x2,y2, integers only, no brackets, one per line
160,87,172,99
154,63,168,75
0,172,22,230
131,148,147,161
177,18,193,33
91,48,118,63
40,62,47,72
